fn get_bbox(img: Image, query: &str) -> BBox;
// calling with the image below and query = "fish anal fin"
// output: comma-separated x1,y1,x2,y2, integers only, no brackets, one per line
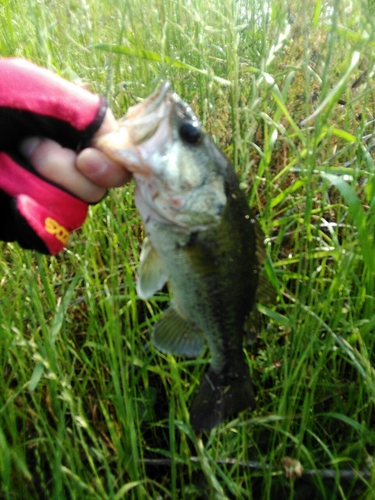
189,367,255,432
152,306,205,357
136,236,167,299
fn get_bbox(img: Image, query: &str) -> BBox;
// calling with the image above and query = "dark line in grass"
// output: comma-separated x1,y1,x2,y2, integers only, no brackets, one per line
142,457,371,480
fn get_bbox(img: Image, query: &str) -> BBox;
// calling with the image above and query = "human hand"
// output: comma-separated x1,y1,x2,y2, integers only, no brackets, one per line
0,58,130,254
20,109,131,204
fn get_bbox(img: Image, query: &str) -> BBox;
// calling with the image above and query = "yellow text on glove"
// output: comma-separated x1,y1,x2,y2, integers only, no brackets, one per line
45,217,70,244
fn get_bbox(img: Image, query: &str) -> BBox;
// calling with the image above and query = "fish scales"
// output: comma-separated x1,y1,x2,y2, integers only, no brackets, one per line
94,82,270,432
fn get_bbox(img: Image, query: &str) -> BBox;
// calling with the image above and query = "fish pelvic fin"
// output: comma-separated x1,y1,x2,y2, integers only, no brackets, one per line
189,367,255,432
152,306,205,357
136,237,167,299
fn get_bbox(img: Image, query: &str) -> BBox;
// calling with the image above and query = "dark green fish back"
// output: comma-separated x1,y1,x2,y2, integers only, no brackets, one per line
185,165,260,431
151,142,263,431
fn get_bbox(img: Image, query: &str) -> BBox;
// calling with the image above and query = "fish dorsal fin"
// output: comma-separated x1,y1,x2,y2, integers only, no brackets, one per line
256,273,277,304
244,308,259,345
152,306,205,358
136,237,167,299
252,219,277,304
244,274,276,345
253,218,267,266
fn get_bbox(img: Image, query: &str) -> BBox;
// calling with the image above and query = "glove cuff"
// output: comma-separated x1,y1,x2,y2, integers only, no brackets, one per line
16,194,87,254
0,153,88,254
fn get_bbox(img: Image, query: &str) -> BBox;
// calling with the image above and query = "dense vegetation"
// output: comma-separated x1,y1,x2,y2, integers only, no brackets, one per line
1,0,375,498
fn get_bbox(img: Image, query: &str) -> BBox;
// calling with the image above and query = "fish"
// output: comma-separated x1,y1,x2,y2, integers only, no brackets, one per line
94,81,272,432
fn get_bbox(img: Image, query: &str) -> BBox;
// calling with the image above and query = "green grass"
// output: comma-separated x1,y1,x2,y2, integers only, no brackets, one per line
1,0,375,498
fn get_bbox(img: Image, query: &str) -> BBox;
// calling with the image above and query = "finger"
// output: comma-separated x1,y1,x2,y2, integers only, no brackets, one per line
76,147,132,188
90,109,133,183
20,137,106,203
94,108,118,136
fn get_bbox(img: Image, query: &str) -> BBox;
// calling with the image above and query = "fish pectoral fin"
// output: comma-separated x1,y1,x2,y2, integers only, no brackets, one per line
136,237,167,299
152,306,205,358
189,367,256,432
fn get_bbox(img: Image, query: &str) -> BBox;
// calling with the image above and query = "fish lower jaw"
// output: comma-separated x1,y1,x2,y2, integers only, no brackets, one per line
135,191,217,232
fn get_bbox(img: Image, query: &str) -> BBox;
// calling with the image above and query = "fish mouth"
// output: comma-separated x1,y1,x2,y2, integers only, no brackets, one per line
126,79,197,131
94,81,199,170
94,82,224,230
124,80,171,124
120,80,172,145
93,81,174,169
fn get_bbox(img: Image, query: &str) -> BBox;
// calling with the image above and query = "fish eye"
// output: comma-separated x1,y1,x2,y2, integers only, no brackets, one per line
179,121,201,145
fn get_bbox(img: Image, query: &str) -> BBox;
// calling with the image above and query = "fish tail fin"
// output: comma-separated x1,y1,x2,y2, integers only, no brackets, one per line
189,366,256,432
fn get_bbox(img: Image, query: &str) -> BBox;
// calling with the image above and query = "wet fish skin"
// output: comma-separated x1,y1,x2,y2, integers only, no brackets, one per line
95,83,268,432
147,150,260,432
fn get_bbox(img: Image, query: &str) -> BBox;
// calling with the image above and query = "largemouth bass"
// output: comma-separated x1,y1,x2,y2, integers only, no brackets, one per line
95,82,271,432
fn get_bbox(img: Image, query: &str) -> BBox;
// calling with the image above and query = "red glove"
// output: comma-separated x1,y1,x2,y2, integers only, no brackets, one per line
0,58,108,254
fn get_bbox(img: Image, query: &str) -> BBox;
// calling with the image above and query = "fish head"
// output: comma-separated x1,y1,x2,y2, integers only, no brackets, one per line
95,81,227,230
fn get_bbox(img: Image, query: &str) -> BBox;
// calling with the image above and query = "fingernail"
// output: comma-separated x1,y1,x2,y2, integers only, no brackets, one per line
77,148,107,175
19,137,42,158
